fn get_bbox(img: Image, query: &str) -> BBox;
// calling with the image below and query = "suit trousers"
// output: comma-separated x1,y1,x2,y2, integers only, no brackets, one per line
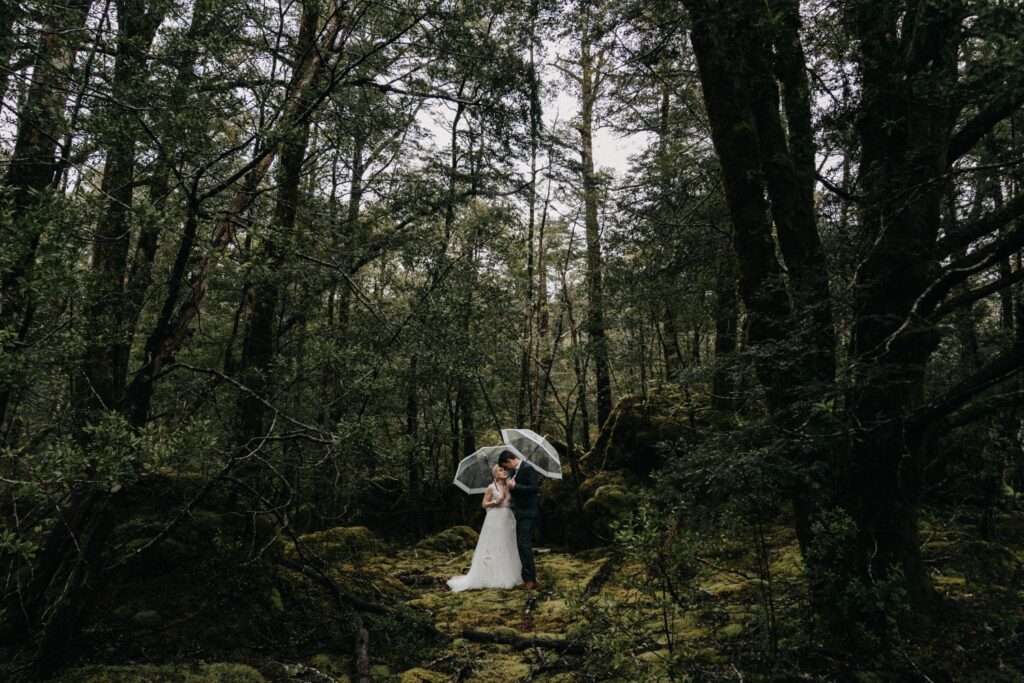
515,514,537,582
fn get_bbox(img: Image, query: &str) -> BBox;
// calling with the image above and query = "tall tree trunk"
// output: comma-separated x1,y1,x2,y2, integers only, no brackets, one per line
684,0,835,559
0,0,93,432
406,356,422,534
237,1,321,450
458,244,477,459
16,5,166,664
660,301,684,381
578,14,612,431
122,0,213,356
519,4,542,427
563,277,592,453
123,1,343,428
711,248,738,412
325,130,365,426
532,176,553,431
844,0,964,609
77,0,167,424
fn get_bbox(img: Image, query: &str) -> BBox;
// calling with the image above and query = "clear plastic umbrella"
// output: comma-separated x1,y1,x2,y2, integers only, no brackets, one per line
500,428,562,480
452,445,516,494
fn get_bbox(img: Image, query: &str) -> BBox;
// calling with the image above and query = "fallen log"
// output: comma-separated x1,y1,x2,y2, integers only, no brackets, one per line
353,611,371,683
584,552,622,597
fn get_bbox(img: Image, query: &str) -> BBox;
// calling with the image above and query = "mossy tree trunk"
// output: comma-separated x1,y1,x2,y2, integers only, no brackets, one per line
237,1,325,452
77,0,168,426
683,0,1024,619
684,0,836,560
577,5,613,432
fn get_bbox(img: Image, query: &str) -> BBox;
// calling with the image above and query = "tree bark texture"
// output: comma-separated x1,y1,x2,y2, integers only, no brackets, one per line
578,14,612,432
0,0,94,431
77,0,168,426
682,0,1024,615
237,1,322,450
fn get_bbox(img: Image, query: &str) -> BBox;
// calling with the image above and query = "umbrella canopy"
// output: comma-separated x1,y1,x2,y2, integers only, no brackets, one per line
452,445,516,494
500,428,562,480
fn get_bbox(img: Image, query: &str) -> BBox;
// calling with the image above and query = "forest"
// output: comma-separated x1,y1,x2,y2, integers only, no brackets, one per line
1,0,1023,680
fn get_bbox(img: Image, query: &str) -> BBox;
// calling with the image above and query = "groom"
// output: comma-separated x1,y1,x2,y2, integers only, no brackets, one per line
498,451,540,590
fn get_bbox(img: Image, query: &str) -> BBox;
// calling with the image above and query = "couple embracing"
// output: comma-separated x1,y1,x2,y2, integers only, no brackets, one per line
447,451,540,592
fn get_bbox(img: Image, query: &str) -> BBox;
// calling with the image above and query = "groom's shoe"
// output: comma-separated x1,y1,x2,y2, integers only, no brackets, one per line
520,580,539,590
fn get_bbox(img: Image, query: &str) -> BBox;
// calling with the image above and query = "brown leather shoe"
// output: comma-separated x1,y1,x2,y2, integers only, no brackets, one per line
520,580,539,590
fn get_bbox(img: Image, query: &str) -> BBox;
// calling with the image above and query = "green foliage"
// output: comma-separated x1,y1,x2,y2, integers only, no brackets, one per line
2,0,1024,678
0,528,37,563
565,492,734,680
298,525,382,563
804,508,909,652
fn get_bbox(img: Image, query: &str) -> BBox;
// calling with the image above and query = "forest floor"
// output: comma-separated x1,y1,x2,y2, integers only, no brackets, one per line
47,500,1024,682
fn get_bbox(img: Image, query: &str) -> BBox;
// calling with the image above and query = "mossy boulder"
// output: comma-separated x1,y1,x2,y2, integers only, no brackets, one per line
130,609,163,627
580,469,647,540
307,654,351,680
416,525,479,554
298,525,381,563
582,390,703,475
398,668,449,683
64,473,356,670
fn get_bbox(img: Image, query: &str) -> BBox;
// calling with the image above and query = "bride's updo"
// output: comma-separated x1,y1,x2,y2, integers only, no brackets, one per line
492,464,504,482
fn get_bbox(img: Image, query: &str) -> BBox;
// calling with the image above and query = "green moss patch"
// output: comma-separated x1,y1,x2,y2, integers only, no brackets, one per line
415,525,479,554
398,667,449,682
297,525,382,563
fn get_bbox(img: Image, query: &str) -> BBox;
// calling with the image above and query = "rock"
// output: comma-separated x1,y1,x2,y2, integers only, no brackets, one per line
370,664,392,678
581,390,702,475
416,525,479,554
298,526,381,563
715,623,745,640
130,609,162,627
398,668,448,683
307,654,351,679
579,469,646,539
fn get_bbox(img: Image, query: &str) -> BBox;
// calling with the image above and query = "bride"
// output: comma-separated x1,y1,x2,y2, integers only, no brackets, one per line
447,464,522,591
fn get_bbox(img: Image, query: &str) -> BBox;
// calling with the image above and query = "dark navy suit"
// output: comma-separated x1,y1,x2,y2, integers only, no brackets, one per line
509,461,540,582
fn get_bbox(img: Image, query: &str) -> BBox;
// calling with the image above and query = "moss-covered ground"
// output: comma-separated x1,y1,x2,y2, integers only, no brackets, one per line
42,501,1023,682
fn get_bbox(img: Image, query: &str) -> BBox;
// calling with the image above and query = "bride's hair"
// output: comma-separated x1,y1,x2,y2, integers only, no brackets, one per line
491,463,504,481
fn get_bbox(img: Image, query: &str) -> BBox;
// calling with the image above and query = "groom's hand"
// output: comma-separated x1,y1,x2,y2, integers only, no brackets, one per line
508,478,516,489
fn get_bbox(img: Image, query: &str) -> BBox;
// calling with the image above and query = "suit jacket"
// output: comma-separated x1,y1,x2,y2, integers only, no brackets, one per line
510,461,541,519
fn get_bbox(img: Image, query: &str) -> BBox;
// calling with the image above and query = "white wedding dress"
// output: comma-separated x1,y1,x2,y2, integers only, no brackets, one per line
447,483,523,591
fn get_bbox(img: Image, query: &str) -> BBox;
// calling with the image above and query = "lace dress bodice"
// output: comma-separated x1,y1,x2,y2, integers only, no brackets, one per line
489,483,512,509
